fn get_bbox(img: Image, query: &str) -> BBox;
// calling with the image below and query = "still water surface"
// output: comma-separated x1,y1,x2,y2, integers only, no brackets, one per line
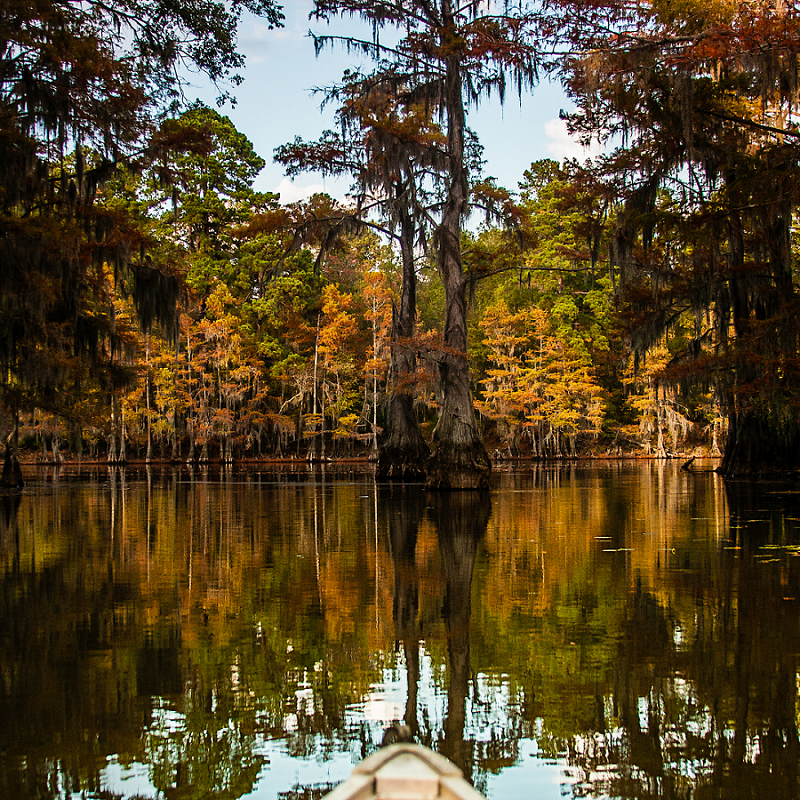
2,462,800,799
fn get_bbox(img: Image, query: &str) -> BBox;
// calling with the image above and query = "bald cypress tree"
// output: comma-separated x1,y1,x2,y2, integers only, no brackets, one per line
310,0,541,488
556,0,800,475
277,77,444,478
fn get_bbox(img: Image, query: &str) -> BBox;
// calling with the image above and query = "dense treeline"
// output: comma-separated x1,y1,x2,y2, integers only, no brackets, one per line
2,0,799,480
0,0,284,484
14,141,715,467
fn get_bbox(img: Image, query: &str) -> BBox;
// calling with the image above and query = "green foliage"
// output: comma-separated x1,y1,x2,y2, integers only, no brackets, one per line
470,161,617,455
137,103,275,299
0,1,747,463
0,0,283,438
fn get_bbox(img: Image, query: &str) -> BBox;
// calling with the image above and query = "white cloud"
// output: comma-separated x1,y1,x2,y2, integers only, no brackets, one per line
241,20,284,43
273,177,327,204
544,118,603,162
239,20,291,63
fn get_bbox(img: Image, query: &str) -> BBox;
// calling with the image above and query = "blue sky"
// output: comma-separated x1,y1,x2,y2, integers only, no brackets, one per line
190,2,600,203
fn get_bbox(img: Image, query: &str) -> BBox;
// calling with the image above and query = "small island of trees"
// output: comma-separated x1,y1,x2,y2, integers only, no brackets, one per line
2,0,800,487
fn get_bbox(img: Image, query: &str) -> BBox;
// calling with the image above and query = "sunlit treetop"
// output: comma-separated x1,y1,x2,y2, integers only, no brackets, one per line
551,0,800,146
310,1,542,109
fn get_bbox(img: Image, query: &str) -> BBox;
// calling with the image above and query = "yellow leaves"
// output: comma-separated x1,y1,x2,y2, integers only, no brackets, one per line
204,281,238,322
480,300,537,358
332,413,360,439
319,283,359,360
527,352,606,435
651,0,737,28
479,299,606,439
361,269,393,330
623,343,670,421
264,413,294,434
302,413,323,435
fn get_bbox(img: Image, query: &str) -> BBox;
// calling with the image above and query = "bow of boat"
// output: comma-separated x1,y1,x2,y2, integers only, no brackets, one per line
323,743,487,800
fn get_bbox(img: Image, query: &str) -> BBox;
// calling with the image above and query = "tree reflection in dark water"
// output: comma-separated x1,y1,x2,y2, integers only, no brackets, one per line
382,485,425,741
0,491,20,571
429,493,489,779
561,478,800,800
715,481,800,798
3,465,800,799
380,489,491,790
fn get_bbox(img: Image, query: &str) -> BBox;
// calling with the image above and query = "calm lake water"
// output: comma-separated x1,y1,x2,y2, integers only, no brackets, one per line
2,462,800,799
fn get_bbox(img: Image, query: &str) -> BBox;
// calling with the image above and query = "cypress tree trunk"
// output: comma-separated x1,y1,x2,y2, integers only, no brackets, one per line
145,377,153,464
378,203,429,480
425,24,490,490
310,314,323,462
108,394,118,464
719,198,799,475
145,339,152,463
1,411,23,488
187,420,196,464
721,408,800,476
118,414,127,464
1,444,23,488
74,423,83,465
655,387,668,459
170,422,179,463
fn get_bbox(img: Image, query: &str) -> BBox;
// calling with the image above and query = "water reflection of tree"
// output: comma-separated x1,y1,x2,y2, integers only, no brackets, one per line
0,468,385,799
428,493,491,787
380,488,516,793
6,466,800,800
0,478,148,798
554,480,800,800
383,486,426,740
